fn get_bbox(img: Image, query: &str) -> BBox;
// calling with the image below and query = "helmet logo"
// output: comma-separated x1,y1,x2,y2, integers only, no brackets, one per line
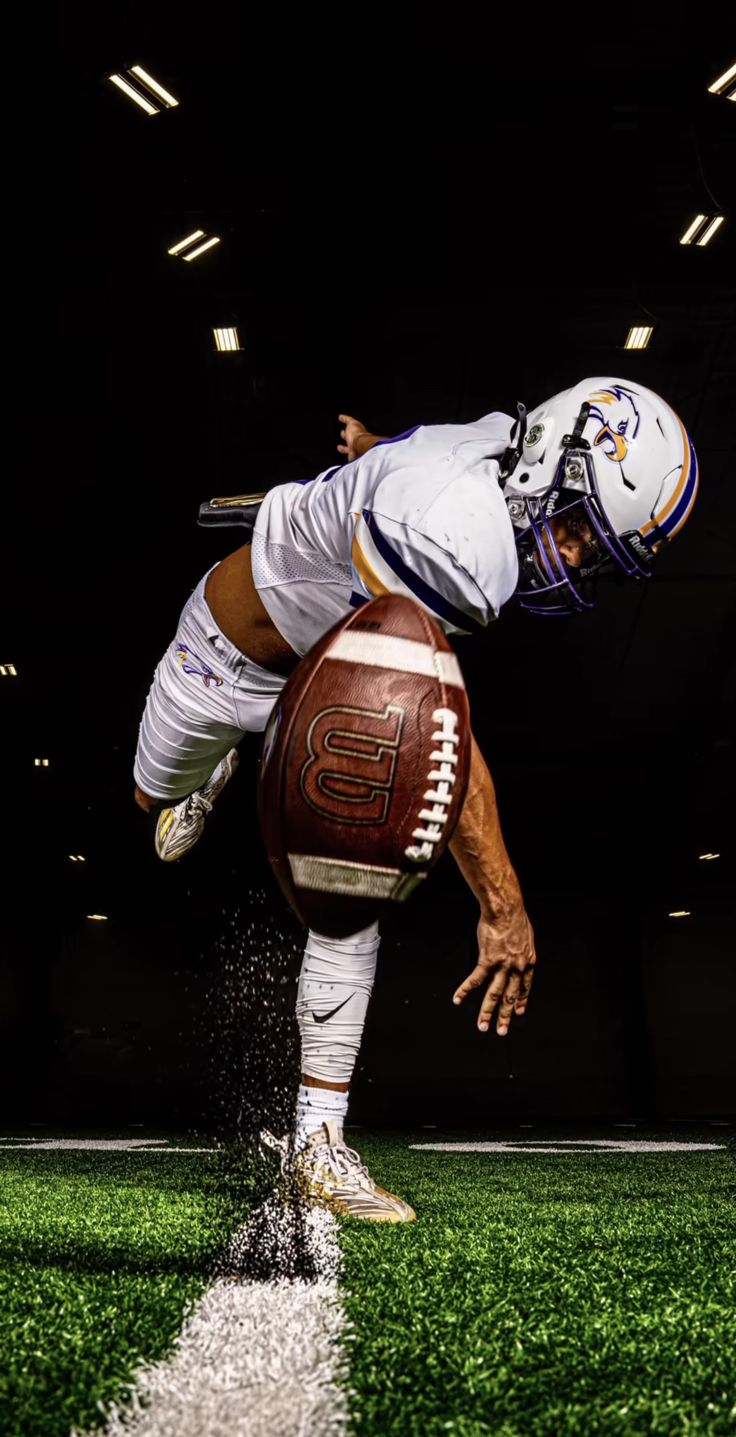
588,386,641,465
525,423,544,447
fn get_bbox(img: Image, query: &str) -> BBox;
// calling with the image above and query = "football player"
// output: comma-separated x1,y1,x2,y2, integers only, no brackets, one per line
133,378,698,1220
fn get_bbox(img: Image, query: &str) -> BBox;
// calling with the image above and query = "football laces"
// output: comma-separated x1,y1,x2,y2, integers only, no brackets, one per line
404,708,460,864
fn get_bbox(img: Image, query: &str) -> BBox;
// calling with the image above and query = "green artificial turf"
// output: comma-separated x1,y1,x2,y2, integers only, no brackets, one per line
2,1133,735,1437
338,1133,736,1437
0,1145,252,1437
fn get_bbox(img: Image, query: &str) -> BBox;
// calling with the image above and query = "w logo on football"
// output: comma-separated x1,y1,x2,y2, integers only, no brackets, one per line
300,703,404,826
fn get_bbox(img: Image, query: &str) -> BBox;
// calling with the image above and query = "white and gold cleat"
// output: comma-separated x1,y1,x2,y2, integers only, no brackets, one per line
155,748,239,862
263,1122,416,1223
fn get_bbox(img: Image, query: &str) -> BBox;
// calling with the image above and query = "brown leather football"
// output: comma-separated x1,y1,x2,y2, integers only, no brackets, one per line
257,594,471,937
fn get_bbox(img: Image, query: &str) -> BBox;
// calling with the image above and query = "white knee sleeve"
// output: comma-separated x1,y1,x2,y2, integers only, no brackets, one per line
296,923,380,1084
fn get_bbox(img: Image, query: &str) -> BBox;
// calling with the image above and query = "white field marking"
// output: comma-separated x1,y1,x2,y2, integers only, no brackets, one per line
327,630,465,687
0,1138,213,1151
410,1140,726,1154
75,1200,349,1437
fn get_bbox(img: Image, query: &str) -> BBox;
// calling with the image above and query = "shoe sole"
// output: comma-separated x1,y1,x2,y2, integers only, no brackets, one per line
293,1172,416,1223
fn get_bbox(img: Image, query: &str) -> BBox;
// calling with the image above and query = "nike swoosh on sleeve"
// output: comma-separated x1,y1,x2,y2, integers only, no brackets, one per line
311,994,355,1024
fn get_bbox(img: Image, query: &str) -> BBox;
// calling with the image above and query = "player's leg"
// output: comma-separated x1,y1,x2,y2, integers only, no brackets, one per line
290,923,415,1222
295,925,378,1139
135,663,243,860
134,567,284,859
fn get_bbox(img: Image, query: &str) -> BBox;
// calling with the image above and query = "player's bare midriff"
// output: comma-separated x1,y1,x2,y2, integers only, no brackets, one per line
204,543,299,677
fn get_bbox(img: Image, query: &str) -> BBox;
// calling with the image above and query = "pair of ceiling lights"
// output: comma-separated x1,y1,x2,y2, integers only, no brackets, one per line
107,65,178,116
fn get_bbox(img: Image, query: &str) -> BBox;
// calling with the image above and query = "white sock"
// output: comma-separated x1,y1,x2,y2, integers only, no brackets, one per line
295,1083,349,1149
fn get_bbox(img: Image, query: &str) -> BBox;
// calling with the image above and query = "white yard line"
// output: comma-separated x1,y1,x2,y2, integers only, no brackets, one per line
74,1201,350,1437
0,1139,212,1151
410,1140,726,1153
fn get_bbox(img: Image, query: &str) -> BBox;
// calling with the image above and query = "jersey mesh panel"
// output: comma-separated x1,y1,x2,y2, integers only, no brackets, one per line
251,532,351,587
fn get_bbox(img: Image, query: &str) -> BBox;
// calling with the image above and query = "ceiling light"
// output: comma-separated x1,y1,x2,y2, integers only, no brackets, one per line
679,214,725,246
167,230,205,256
213,327,242,352
108,74,159,116
0,664,17,676
87,914,109,922
668,910,691,918
128,65,179,108
680,214,706,244
624,325,653,350
34,758,50,768
69,855,87,863
708,61,736,98
698,852,720,861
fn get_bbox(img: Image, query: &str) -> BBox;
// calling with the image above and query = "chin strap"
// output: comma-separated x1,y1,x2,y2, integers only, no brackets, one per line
498,402,528,483
561,401,591,450
197,491,265,531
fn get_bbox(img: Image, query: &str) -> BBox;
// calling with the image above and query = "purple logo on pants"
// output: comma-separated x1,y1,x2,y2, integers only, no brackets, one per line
175,644,224,688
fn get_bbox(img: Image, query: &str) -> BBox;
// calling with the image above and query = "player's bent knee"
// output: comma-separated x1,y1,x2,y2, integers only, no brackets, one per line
134,784,165,813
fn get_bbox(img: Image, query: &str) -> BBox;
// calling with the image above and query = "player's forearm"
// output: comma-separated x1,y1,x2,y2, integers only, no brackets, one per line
449,735,524,918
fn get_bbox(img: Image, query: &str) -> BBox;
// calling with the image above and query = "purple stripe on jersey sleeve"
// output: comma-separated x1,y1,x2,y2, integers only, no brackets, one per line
362,510,482,633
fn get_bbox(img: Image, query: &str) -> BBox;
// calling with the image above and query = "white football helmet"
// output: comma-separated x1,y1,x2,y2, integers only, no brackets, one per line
500,377,699,615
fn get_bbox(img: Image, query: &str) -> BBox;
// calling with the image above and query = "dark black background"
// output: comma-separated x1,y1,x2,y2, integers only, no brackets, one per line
1,2,734,1127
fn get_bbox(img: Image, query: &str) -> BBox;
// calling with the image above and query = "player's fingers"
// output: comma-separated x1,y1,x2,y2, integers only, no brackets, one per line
452,964,491,1006
494,973,522,1037
477,969,514,1034
337,443,348,454
513,963,535,1014
514,964,535,1015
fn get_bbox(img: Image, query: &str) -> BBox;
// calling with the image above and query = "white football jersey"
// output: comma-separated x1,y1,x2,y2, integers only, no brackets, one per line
251,415,519,656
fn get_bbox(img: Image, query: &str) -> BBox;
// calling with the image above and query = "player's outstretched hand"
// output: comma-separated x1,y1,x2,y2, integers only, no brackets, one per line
337,413,371,461
452,905,536,1036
